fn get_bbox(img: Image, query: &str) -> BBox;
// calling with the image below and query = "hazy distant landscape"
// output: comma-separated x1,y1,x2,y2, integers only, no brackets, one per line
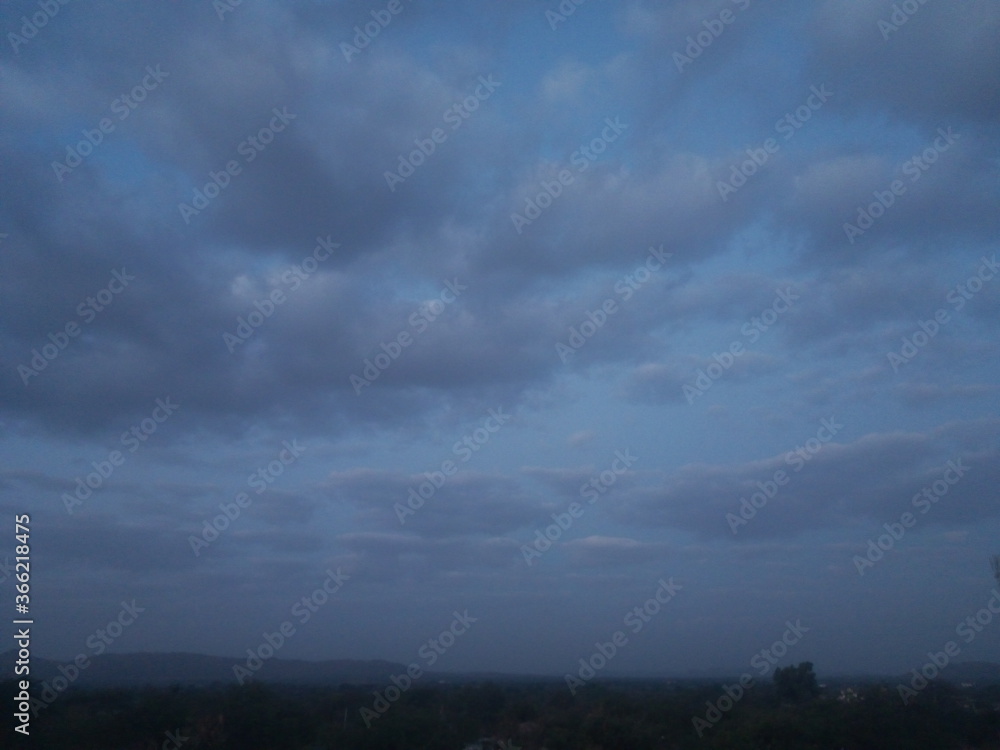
6,652,1000,748
3,648,1000,747
7,650,1000,691
2,0,999,746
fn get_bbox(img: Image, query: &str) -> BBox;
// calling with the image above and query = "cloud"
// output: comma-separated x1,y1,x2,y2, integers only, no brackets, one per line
614,419,1000,539
2,0,998,676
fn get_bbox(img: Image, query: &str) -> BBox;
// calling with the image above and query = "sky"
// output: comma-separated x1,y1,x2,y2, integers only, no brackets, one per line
1,0,999,681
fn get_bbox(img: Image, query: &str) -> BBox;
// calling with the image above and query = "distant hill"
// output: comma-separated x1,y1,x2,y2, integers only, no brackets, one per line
4,650,1000,689
937,661,1000,685
0,650,407,688
838,661,1000,688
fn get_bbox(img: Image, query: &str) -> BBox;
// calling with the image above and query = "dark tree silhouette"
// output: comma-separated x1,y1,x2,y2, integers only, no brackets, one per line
773,661,820,702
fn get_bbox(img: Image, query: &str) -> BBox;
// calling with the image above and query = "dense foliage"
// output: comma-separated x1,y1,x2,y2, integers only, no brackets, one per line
6,667,1000,749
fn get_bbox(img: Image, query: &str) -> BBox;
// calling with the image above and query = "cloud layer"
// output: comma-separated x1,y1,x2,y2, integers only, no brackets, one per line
1,0,998,677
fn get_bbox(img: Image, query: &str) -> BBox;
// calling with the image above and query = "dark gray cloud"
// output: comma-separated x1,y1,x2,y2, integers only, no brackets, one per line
1,0,998,677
